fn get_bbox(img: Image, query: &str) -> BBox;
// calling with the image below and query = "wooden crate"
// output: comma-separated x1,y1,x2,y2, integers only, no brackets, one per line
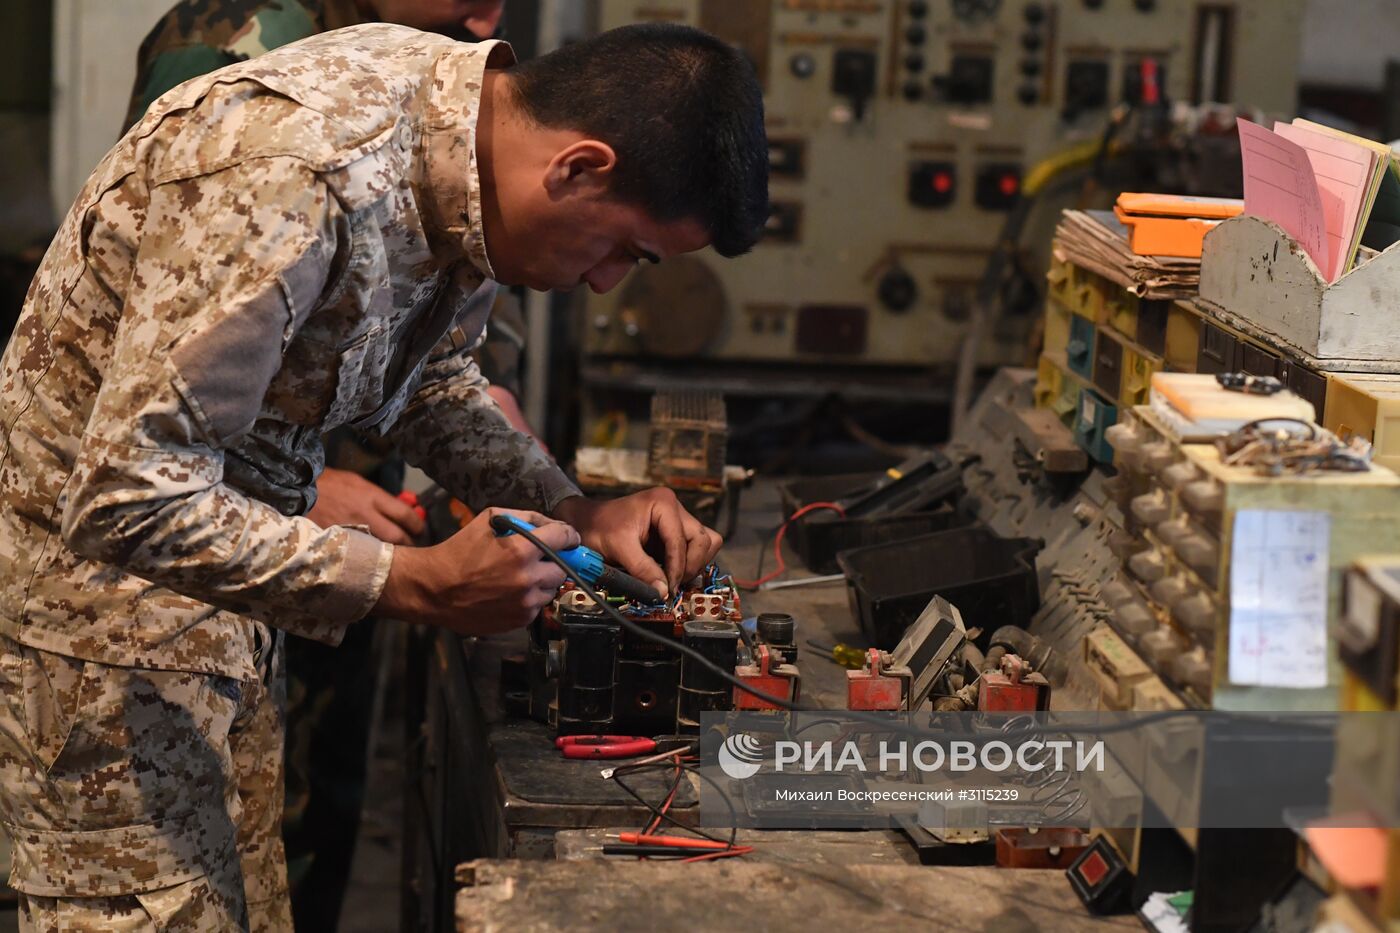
1325,373,1400,474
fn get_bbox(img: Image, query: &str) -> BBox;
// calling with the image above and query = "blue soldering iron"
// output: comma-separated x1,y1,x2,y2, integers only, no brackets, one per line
490,515,664,604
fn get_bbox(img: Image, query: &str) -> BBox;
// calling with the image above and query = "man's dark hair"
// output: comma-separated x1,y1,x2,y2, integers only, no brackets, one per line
508,23,768,258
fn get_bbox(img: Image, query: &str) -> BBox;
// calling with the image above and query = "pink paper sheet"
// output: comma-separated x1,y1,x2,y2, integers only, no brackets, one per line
1237,119,1330,278
1274,121,1377,282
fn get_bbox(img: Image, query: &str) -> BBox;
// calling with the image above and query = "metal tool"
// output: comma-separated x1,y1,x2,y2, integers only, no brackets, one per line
599,743,696,780
614,833,728,850
833,451,963,519
805,639,867,670
758,573,845,591
554,735,657,760
492,515,663,604
396,489,428,520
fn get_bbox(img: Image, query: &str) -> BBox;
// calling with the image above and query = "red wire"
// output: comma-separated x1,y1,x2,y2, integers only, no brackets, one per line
634,754,753,863
681,846,755,863
731,501,846,590
646,760,682,835
636,753,751,861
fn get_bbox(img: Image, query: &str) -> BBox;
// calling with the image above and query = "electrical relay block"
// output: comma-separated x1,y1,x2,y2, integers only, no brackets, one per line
505,568,800,736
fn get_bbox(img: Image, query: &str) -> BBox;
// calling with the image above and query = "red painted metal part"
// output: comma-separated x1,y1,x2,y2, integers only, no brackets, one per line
846,648,904,711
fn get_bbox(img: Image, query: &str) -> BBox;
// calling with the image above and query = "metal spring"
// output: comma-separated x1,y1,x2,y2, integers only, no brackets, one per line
998,715,1087,824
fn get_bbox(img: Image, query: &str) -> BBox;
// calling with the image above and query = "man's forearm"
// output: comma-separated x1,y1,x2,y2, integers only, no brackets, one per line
389,358,580,514
550,494,591,524
63,439,392,643
371,544,444,620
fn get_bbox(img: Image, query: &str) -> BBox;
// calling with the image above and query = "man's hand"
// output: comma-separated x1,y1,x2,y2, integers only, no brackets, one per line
372,508,580,634
307,468,426,545
553,489,722,599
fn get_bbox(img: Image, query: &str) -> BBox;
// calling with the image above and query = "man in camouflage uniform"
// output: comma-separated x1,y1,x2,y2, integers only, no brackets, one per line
0,21,765,931
125,0,533,499
123,4,515,926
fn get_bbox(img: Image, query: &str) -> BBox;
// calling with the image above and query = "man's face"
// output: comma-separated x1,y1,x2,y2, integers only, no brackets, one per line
488,193,713,295
370,0,505,41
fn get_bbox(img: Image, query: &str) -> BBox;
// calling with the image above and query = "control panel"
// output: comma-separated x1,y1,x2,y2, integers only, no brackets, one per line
584,0,1304,369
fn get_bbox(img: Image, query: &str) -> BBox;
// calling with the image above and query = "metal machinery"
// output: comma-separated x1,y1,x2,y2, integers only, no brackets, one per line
582,0,1305,422
1322,558,1400,931
646,390,728,494
505,569,801,737
573,389,752,534
999,187,1400,927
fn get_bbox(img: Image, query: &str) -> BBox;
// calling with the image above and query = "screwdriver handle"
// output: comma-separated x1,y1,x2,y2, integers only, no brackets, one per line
493,515,663,604
493,515,604,583
831,644,868,670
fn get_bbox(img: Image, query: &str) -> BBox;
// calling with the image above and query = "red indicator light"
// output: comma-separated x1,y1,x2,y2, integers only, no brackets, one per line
1077,850,1110,887
999,174,1020,197
933,172,953,194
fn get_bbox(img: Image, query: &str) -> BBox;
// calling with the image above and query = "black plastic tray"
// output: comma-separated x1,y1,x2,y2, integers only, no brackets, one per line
836,526,1042,650
778,473,970,575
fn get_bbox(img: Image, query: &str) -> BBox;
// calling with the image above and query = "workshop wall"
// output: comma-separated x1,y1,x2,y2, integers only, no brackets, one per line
0,0,54,253
0,0,53,347
1299,0,1400,93
48,0,173,220
39,0,1399,224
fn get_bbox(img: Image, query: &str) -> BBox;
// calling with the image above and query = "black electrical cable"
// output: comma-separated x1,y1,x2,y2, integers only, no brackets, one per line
610,760,740,850
612,766,702,841
642,760,687,835
1236,417,1318,439
792,717,848,737
494,515,1335,741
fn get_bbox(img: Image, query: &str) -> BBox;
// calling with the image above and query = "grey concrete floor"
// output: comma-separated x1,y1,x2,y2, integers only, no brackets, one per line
337,621,407,933
339,709,405,933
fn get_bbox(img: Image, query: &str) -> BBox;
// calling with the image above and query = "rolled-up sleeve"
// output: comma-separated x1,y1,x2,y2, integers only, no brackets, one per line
387,294,580,514
61,156,393,645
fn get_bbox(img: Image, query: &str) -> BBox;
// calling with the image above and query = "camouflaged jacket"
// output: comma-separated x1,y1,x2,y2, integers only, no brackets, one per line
124,0,528,396
0,24,579,678
125,0,364,132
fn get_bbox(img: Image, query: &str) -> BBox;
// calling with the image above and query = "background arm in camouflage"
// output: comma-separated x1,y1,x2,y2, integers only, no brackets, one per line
125,45,242,133
386,340,580,515
60,157,392,644
470,290,525,397
122,0,323,133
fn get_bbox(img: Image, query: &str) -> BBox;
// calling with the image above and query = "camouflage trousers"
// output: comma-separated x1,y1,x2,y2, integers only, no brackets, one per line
0,627,292,931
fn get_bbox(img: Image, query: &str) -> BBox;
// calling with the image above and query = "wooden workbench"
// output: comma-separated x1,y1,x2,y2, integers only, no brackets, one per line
453,860,1137,932
401,478,1105,932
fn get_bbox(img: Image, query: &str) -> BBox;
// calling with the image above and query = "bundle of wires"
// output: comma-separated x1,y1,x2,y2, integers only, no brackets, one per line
607,747,753,863
703,565,736,594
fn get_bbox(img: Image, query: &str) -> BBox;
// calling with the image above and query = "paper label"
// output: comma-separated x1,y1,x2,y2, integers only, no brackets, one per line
1227,510,1330,689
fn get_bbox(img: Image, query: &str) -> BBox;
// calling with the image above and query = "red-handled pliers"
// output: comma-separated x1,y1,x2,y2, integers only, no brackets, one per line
555,735,658,760
396,490,428,521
